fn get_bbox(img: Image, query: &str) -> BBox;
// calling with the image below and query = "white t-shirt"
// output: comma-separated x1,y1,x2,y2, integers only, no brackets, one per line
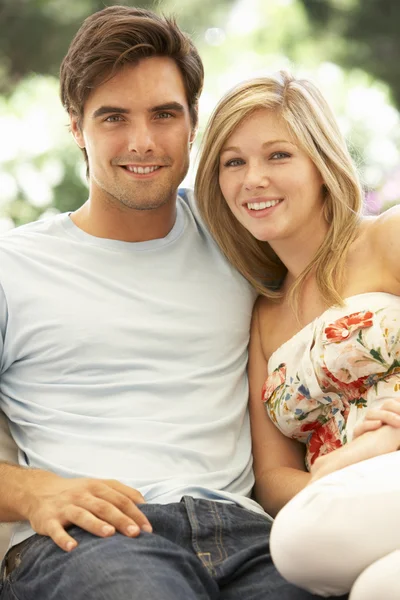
0,190,264,545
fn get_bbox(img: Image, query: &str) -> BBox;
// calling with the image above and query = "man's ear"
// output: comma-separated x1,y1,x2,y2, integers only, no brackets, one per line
70,112,85,149
189,127,197,149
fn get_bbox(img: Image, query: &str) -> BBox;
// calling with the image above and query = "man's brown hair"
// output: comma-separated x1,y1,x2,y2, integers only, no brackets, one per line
60,5,204,167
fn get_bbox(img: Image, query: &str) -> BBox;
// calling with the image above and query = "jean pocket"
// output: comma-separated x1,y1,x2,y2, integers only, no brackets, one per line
4,534,39,582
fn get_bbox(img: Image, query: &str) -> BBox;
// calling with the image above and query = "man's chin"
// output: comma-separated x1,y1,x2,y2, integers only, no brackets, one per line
116,193,172,212
98,177,180,211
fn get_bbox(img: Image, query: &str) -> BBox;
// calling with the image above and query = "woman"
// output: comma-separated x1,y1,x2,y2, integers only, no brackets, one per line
195,71,400,599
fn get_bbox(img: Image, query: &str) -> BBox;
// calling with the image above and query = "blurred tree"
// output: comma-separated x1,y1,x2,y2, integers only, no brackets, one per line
0,0,235,93
0,0,398,227
0,0,237,226
299,0,400,109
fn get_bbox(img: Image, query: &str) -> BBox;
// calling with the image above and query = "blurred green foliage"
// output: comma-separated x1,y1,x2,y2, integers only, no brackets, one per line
0,0,234,92
0,0,399,227
300,0,400,109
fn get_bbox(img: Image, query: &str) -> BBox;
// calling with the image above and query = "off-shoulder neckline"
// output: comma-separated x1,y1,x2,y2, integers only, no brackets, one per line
267,291,400,370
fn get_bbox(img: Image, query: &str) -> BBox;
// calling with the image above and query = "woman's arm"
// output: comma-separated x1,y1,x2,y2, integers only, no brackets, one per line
249,301,310,517
310,424,400,483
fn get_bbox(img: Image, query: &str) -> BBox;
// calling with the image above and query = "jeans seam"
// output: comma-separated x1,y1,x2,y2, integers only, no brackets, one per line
184,497,202,555
209,503,228,566
183,496,216,577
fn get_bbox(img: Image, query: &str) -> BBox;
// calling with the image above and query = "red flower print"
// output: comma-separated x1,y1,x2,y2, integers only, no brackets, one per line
321,365,368,402
324,311,374,344
262,363,286,402
301,421,321,434
307,419,343,465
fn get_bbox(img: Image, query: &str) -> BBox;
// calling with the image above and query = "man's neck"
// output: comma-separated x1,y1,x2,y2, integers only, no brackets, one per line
70,198,177,243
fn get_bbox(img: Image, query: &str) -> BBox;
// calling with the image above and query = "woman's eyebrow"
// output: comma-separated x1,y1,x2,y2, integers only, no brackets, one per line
220,139,294,154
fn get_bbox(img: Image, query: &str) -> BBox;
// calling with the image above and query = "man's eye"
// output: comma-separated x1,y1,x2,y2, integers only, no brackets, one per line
155,112,173,119
105,115,123,123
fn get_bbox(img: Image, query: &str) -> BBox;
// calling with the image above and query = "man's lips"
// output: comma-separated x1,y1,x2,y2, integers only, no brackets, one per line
117,164,167,179
121,165,162,174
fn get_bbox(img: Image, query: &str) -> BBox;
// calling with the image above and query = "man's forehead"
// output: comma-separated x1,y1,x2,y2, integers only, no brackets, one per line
85,59,189,112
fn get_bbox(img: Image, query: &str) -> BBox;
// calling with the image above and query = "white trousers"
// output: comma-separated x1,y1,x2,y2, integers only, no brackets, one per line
270,452,400,598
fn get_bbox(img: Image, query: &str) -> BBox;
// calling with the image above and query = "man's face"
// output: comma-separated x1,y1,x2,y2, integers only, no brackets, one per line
70,57,195,212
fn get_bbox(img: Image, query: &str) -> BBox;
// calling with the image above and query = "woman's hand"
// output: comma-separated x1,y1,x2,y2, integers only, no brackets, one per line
353,399,400,439
310,425,400,483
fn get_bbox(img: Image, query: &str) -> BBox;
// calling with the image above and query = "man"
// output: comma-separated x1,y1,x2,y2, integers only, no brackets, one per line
0,6,320,599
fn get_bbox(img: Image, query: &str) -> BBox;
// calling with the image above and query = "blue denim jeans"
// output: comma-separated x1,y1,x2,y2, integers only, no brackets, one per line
0,497,340,599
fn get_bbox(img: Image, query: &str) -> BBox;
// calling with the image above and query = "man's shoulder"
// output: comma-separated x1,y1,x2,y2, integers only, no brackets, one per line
0,213,66,248
178,188,257,299
178,187,195,210
178,187,207,233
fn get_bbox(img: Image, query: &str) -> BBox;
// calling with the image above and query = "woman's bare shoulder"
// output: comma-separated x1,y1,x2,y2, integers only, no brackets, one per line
368,207,400,284
368,205,400,240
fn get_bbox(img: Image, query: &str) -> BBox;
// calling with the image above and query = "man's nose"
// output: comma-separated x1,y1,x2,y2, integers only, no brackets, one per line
127,123,156,155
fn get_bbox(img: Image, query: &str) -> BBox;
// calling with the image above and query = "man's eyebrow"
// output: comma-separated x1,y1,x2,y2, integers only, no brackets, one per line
92,103,185,119
149,102,185,114
92,106,130,119
220,139,294,154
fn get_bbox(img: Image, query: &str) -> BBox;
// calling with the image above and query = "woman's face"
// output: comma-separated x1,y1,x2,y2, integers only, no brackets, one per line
218,108,325,246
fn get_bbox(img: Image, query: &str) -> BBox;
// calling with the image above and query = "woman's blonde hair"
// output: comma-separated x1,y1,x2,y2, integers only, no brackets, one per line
195,71,363,308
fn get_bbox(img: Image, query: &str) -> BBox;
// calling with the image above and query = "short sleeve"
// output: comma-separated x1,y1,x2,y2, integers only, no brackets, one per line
0,281,8,376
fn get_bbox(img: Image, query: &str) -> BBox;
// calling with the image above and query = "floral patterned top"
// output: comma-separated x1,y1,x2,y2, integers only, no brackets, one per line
263,292,400,470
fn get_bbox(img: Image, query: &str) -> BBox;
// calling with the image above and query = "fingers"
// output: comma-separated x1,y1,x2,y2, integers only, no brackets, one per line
380,399,400,415
364,406,400,429
46,519,79,553
95,481,152,533
69,492,151,537
40,494,150,552
67,504,117,536
104,479,146,504
29,478,153,552
353,419,381,439
354,400,400,440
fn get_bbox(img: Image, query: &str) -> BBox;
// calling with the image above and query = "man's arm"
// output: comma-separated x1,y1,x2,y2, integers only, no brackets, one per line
0,462,153,551
0,274,153,552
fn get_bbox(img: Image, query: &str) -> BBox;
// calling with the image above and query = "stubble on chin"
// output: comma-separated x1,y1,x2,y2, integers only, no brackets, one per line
97,155,189,212
100,180,177,212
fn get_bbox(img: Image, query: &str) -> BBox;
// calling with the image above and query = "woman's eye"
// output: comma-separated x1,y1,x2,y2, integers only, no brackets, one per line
271,152,290,160
224,158,244,167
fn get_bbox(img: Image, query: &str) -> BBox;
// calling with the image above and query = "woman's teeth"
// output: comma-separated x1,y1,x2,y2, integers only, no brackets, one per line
247,199,281,210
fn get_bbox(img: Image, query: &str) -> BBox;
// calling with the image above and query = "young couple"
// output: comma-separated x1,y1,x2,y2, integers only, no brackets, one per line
0,4,399,600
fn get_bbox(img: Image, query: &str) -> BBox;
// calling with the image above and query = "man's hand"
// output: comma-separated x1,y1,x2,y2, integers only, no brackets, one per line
21,472,152,552
353,399,400,439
